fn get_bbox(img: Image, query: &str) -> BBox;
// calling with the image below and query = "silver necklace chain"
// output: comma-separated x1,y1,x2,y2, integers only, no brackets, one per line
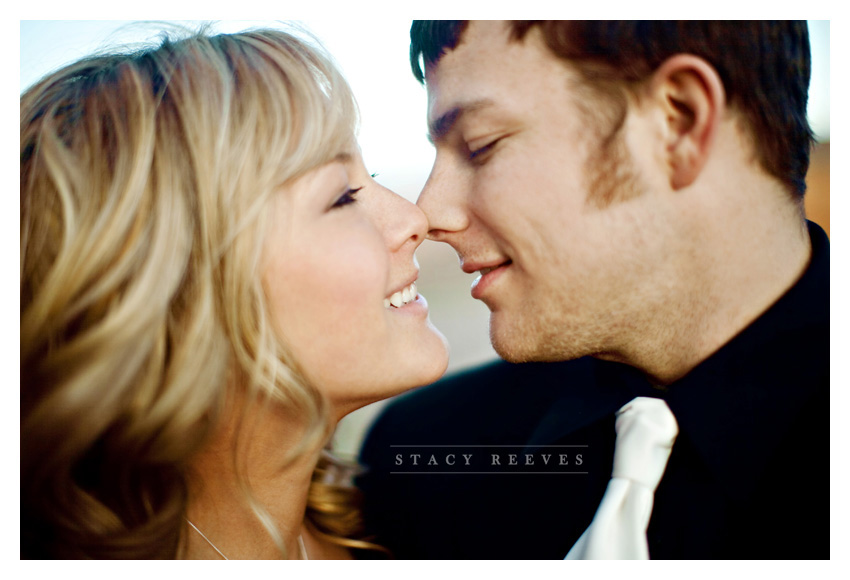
186,518,308,560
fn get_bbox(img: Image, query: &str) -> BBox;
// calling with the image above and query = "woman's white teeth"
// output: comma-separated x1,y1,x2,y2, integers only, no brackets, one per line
385,282,417,309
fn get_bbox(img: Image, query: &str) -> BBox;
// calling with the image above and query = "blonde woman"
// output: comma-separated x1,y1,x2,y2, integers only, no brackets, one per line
20,27,449,559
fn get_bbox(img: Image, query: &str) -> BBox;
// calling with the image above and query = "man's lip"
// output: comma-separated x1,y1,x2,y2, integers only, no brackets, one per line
470,261,511,300
461,259,511,275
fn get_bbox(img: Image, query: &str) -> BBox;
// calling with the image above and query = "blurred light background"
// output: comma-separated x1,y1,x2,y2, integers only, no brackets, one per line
20,20,831,458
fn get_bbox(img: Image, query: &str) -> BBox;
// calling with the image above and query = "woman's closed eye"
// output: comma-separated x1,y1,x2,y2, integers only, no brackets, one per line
332,186,363,209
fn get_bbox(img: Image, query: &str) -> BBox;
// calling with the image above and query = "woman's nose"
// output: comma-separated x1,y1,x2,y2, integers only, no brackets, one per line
383,188,429,253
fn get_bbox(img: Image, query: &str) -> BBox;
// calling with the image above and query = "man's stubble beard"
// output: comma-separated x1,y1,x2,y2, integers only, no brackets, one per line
489,123,645,364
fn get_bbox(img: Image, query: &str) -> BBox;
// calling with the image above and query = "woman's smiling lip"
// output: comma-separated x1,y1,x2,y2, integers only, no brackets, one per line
386,272,419,297
384,272,420,309
385,292,430,320
384,281,418,309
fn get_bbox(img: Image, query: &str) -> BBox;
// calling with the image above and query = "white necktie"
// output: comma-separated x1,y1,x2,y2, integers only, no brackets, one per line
565,396,678,560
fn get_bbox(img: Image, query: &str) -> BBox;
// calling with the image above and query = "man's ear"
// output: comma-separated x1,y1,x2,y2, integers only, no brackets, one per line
648,55,725,190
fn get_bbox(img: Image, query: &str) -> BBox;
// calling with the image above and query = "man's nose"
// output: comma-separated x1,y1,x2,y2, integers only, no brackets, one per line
416,159,469,242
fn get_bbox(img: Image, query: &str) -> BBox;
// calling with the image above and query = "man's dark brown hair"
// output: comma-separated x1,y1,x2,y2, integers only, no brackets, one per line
410,21,814,198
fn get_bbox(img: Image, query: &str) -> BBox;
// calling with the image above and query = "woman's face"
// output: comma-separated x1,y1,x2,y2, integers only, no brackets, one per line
262,151,449,418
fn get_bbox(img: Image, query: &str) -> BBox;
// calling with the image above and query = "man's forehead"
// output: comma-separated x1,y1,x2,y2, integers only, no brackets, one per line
424,21,564,135
423,20,513,86
423,22,516,123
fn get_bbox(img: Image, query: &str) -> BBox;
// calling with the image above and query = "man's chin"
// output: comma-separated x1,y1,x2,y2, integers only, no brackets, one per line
489,314,590,364
489,319,557,364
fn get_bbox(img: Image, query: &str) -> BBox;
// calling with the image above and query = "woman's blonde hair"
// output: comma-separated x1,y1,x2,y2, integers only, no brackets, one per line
21,25,366,558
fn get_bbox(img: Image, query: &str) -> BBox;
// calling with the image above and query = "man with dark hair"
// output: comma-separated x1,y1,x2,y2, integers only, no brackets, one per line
358,21,828,559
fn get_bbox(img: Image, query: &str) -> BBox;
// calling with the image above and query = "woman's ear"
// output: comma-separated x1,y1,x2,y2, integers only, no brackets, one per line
649,54,726,190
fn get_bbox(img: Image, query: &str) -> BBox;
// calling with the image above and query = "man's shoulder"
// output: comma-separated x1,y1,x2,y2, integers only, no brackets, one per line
361,357,599,451
356,356,617,558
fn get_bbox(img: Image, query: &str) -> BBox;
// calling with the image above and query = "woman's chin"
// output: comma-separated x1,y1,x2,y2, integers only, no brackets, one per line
410,320,450,381
330,348,450,422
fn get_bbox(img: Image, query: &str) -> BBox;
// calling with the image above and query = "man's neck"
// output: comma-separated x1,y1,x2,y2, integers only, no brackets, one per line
617,174,812,386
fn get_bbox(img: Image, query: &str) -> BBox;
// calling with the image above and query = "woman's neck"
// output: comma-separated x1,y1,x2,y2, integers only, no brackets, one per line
183,393,329,559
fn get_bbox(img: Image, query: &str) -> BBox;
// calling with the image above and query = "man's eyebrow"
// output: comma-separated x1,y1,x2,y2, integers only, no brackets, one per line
427,99,495,144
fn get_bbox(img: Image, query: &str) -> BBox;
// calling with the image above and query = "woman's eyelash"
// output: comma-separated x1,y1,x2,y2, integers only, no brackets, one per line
332,186,362,208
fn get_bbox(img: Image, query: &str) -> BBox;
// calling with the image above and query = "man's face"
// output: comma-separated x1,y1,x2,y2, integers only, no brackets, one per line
418,21,672,363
